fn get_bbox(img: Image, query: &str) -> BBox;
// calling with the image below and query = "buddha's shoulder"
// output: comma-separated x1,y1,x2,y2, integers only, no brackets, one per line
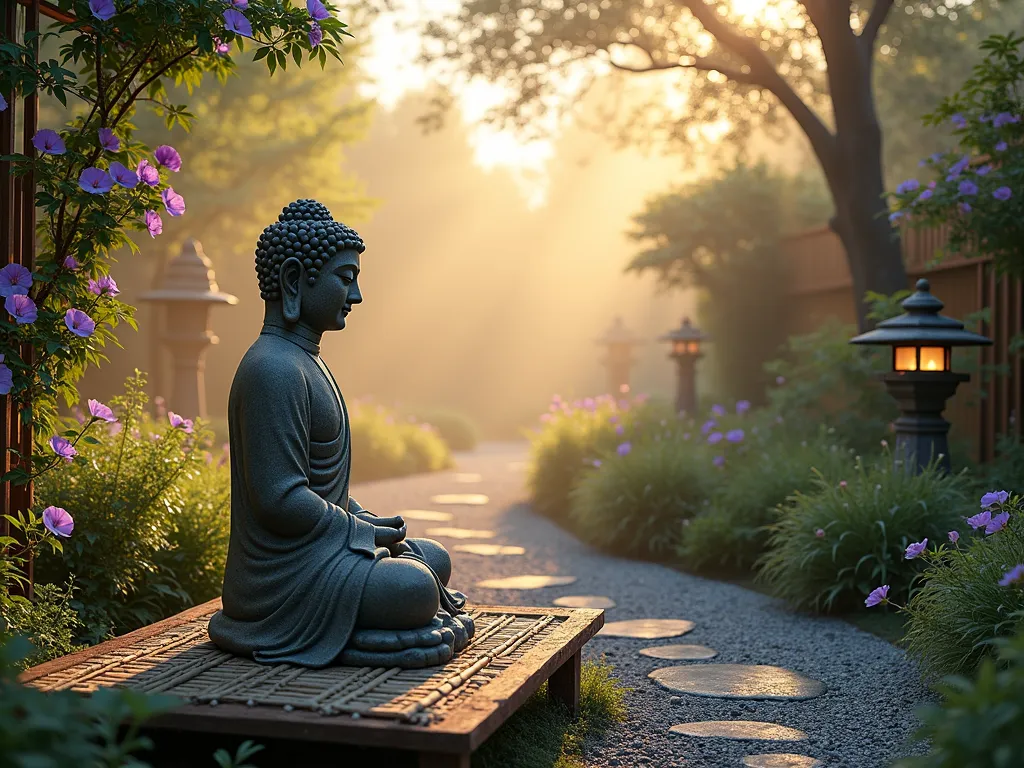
232,336,313,390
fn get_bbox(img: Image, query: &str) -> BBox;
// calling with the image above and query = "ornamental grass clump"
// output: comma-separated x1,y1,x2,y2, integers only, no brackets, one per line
348,402,454,483
568,436,716,558
899,491,1024,677
757,449,972,613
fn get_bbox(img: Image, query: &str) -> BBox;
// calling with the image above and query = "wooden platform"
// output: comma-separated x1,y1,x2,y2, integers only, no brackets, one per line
20,599,604,767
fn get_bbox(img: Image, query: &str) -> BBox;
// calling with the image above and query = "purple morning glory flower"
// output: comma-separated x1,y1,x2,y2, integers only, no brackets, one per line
947,155,971,178
145,210,163,238
309,20,323,48
307,0,330,20
958,202,972,215
49,435,77,462
227,0,249,7
0,359,11,395
223,8,253,37
993,112,1020,128
976,164,993,176
707,431,723,445
958,180,978,196
999,564,1024,586
32,128,65,155
213,36,230,54
904,538,928,559
137,159,160,186
42,506,74,537
917,188,933,202
981,490,1009,509
986,511,1010,535
967,510,992,530
162,187,186,217
616,441,631,456
948,530,960,544
64,308,96,338
996,141,1008,152
865,585,890,608
98,127,120,151
712,455,725,467
888,211,903,225
63,255,79,270
88,275,119,297
108,161,138,189
725,429,744,444
79,167,113,194
896,179,920,194
154,145,181,172
736,400,751,414
711,404,726,417
88,398,116,422
994,186,1013,201
951,113,967,128
0,94,6,112
89,0,115,20
6,294,36,324
170,412,194,433
0,263,32,298
701,419,717,435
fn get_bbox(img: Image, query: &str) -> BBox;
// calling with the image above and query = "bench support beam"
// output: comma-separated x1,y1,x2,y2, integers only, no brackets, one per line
547,649,581,717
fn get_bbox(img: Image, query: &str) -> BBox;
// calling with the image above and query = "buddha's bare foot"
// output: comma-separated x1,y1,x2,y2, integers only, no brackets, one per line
338,616,457,668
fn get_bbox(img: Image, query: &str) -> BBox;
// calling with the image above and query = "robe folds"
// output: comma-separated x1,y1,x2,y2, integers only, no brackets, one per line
208,325,388,668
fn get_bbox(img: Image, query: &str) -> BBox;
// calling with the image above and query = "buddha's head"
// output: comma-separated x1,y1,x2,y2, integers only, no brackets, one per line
254,199,365,333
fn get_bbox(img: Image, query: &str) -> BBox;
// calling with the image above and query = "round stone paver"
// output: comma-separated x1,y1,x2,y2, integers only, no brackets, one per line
430,494,489,506
553,595,617,610
668,721,808,742
395,509,455,522
424,527,496,540
453,544,526,556
476,575,577,589
453,473,483,483
598,619,695,639
639,644,718,661
743,755,822,768
650,664,826,701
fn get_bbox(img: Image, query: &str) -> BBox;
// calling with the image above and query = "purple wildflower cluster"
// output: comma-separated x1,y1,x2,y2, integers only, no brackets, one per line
704,400,750,468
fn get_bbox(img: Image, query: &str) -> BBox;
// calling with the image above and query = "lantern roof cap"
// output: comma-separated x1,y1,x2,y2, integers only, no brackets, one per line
595,316,643,345
658,316,710,344
139,239,239,304
850,279,991,347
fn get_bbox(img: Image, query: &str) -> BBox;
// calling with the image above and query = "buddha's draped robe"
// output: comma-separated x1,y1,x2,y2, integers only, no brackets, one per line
209,325,428,667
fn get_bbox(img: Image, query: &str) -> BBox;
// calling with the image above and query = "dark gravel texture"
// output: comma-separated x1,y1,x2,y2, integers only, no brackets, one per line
350,442,933,768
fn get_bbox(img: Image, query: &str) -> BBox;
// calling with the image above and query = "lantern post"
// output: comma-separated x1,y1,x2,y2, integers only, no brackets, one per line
659,317,709,417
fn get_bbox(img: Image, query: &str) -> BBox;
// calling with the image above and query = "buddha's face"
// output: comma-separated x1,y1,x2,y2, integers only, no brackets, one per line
297,249,363,333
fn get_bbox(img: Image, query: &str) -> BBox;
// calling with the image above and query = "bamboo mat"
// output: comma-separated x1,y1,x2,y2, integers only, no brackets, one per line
24,608,564,726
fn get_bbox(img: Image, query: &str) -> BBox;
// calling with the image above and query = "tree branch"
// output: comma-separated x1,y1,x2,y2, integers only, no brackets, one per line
607,50,761,85
861,0,894,50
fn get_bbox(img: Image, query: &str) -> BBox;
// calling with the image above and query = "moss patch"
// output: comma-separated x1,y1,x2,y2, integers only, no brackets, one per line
472,658,628,768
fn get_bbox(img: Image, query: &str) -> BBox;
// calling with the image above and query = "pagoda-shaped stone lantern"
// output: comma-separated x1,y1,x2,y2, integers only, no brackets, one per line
659,317,710,417
140,239,238,420
596,316,643,395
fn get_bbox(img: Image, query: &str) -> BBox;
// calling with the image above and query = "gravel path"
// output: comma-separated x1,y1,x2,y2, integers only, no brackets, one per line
350,442,933,768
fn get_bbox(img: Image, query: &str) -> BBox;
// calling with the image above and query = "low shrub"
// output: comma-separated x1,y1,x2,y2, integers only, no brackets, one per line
902,492,1024,677
894,627,1024,768
569,437,716,557
349,403,454,483
403,407,480,451
1,581,86,668
681,429,853,574
757,452,973,612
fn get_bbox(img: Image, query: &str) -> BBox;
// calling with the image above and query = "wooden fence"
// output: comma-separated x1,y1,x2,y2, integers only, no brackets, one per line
780,224,1023,463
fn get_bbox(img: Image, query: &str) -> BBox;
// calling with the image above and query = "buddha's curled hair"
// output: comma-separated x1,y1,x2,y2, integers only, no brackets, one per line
253,199,366,301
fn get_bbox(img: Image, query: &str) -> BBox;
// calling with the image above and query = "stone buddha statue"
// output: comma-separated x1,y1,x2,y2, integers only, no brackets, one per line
208,199,474,669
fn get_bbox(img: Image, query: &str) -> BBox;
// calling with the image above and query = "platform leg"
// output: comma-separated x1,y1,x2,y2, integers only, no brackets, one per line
547,649,581,717
418,751,471,768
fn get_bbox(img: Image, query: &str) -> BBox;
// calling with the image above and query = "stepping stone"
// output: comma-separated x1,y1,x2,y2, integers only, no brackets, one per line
669,721,807,741
395,509,454,522
476,575,577,589
425,527,496,540
639,644,718,661
431,494,489,506
553,595,616,610
453,473,482,483
743,755,822,768
454,544,525,556
650,664,826,701
598,619,695,639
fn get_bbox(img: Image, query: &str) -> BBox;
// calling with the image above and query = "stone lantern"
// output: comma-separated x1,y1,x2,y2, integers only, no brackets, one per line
139,239,238,420
850,278,991,474
659,317,709,417
595,316,642,395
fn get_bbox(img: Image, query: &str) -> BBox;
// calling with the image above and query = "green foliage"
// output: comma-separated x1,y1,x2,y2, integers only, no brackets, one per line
890,33,1024,279
1,581,86,668
402,407,480,451
680,429,852,574
757,456,973,613
0,631,177,768
33,372,223,643
473,658,628,768
213,741,266,768
349,402,454,484
569,436,716,558
978,435,1024,495
894,629,1024,768
903,496,1024,677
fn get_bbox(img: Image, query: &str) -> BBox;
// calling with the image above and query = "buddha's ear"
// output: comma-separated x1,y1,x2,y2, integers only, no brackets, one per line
280,257,304,323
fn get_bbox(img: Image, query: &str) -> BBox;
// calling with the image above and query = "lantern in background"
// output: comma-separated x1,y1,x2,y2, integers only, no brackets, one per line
595,316,642,395
659,317,709,417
